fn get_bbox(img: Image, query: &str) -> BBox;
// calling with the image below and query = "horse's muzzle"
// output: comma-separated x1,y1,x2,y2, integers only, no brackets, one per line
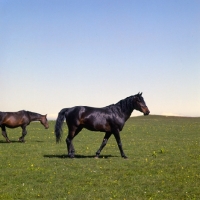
144,111,150,116
142,107,150,116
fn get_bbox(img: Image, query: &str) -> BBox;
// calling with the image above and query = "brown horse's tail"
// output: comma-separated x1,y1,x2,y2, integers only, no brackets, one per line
55,108,68,143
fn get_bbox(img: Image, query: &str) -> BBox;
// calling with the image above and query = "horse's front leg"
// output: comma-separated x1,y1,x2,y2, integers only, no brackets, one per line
95,132,112,158
19,126,27,142
113,130,128,159
1,126,11,143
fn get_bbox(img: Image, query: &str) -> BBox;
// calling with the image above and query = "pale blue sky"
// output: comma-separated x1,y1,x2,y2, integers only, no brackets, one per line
1,0,200,119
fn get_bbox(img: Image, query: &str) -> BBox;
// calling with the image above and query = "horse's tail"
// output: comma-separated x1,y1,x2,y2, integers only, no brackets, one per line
55,108,68,143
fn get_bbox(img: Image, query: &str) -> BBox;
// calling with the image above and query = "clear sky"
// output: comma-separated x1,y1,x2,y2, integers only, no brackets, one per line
1,0,200,119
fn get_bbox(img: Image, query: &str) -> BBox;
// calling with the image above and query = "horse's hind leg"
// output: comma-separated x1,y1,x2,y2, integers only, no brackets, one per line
66,127,82,158
95,132,112,158
19,126,27,142
1,126,11,143
66,135,74,158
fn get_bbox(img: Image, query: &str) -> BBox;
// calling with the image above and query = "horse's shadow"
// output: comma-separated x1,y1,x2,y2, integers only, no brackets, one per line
43,154,117,159
0,140,20,143
0,140,44,143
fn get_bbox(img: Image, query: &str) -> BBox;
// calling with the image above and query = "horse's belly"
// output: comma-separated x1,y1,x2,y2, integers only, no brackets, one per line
83,121,111,132
3,117,24,128
80,112,112,132
5,124,19,128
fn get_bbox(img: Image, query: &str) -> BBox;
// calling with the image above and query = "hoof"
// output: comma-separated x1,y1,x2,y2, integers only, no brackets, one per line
95,154,100,159
69,155,75,159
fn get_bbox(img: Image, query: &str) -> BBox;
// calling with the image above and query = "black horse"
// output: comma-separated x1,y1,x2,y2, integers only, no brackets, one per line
0,110,49,142
55,93,150,159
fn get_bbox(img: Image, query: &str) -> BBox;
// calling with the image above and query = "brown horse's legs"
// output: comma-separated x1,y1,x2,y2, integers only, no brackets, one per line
113,130,127,159
95,132,112,158
1,126,11,143
19,126,27,142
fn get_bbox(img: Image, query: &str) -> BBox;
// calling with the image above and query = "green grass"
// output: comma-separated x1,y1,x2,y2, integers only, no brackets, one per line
0,115,200,199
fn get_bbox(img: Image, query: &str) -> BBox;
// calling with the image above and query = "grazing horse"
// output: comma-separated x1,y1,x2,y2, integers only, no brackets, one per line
0,110,49,142
55,93,150,159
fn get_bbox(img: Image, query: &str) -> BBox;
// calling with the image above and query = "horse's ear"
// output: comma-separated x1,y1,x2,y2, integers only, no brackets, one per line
140,92,143,96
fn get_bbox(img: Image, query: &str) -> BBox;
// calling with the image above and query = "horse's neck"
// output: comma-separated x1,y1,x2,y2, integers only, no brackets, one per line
117,99,135,121
110,104,133,123
123,110,134,122
27,112,41,122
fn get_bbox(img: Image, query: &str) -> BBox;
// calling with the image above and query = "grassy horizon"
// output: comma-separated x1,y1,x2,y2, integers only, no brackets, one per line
0,115,200,199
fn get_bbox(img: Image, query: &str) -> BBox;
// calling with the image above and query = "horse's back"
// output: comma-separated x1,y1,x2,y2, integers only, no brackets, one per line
66,106,112,118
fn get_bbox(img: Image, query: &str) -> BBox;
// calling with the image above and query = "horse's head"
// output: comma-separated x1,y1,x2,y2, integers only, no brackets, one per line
134,93,150,115
40,114,49,129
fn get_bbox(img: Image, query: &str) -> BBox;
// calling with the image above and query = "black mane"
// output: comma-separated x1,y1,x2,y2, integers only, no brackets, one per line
115,95,135,116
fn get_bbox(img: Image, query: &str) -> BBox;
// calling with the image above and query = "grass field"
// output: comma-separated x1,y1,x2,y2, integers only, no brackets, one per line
0,115,200,199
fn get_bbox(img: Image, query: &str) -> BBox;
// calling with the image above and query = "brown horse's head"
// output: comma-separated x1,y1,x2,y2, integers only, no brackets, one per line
134,93,150,115
40,114,49,129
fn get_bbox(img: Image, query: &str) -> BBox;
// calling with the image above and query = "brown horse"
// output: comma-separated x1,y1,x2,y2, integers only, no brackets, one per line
0,110,49,142
55,93,150,159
